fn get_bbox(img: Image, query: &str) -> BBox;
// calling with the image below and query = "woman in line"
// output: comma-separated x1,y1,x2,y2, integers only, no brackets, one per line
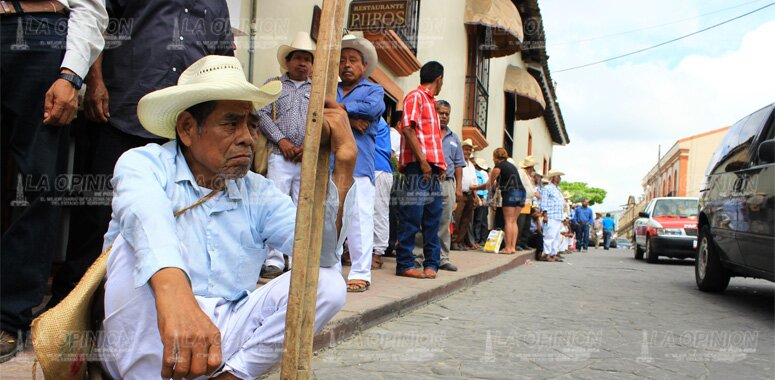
471,148,525,254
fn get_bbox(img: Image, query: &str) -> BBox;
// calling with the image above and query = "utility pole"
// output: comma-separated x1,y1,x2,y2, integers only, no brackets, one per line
656,144,661,198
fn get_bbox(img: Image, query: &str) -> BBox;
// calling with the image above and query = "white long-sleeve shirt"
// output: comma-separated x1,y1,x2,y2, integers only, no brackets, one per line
58,0,108,78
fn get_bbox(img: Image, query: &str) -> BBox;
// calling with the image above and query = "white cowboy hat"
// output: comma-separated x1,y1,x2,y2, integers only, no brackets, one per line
138,56,282,139
519,155,536,169
277,31,316,72
547,169,565,178
474,157,489,170
461,138,478,149
341,34,378,79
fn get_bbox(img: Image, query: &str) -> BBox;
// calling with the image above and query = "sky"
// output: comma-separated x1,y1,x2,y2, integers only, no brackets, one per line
538,0,775,212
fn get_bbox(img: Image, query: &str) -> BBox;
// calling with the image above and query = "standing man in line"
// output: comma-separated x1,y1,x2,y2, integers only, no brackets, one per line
516,156,537,250
573,199,594,252
422,100,464,271
601,213,616,250
63,0,236,302
1,0,107,361
372,117,393,270
395,61,447,280
451,139,479,250
258,31,316,279
327,35,385,292
472,157,490,245
540,170,566,262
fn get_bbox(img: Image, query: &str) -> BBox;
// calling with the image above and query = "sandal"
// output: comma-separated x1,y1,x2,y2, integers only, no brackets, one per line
346,279,370,293
371,253,383,270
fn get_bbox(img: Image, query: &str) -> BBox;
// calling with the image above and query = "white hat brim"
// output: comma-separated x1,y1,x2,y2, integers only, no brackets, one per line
138,80,282,139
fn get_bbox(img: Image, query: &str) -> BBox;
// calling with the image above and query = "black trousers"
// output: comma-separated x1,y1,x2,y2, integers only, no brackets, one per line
52,120,164,305
517,213,531,246
472,205,488,244
1,13,69,335
527,231,543,261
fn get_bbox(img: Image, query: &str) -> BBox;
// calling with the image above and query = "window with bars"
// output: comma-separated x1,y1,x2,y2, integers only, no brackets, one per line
464,25,491,135
394,0,421,55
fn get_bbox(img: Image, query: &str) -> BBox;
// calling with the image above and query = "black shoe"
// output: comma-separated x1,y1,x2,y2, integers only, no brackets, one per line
0,330,20,364
260,265,284,279
439,262,458,271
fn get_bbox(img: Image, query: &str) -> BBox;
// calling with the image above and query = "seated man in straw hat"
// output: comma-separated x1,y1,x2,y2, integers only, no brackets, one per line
97,55,356,379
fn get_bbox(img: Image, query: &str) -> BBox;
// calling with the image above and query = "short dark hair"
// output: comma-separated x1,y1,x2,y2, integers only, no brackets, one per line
606,213,611,217
420,61,443,84
391,110,403,127
184,101,217,133
285,50,314,63
436,99,450,109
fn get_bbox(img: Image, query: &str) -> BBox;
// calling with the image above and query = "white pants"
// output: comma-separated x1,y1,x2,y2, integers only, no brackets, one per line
542,219,563,256
372,170,393,255
99,235,346,379
265,153,302,268
346,176,375,283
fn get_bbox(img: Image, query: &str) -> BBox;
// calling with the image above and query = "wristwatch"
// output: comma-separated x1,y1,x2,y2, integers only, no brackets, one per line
59,72,84,90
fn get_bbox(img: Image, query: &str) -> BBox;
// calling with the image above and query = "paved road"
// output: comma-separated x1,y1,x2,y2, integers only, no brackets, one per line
286,248,774,379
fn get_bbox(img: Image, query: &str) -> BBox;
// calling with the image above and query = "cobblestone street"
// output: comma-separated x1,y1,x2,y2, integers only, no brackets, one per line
283,248,774,379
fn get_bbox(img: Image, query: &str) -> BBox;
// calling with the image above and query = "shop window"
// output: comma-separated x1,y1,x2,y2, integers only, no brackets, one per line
464,25,490,136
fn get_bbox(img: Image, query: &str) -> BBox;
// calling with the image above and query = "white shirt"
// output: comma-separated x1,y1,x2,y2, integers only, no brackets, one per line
389,127,401,155
58,0,109,78
461,160,478,192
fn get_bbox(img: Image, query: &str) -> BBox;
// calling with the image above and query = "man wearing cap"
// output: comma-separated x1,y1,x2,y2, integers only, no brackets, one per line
422,99,465,271
97,55,356,379
516,156,537,250
539,170,566,262
325,35,385,292
1,0,108,360
452,138,479,250
395,61,446,279
258,31,316,279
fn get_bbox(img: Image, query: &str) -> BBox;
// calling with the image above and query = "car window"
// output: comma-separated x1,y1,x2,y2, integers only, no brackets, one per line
653,199,698,218
708,105,774,175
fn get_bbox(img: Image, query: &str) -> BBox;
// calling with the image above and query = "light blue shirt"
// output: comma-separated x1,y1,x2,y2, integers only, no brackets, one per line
337,78,386,182
374,117,393,173
103,141,353,302
441,127,466,178
602,217,616,231
540,183,564,221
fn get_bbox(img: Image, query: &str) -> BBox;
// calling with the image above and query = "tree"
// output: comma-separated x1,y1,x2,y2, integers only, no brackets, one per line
560,182,607,205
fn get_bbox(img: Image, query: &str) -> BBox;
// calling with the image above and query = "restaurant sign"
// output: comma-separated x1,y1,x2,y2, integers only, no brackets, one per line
348,0,408,32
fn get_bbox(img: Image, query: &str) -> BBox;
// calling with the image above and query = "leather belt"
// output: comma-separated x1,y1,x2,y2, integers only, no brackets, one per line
0,1,66,15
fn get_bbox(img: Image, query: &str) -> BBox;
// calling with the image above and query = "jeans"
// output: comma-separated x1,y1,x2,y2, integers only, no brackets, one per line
395,162,442,273
603,230,613,250
576,223,589,250
1,13,69,335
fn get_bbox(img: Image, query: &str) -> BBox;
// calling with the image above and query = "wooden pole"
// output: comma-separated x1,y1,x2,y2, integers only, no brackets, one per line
280,0,346,378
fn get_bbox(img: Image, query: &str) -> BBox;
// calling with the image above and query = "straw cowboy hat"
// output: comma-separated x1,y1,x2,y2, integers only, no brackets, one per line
519,155,536,169
341,34,378,79
474,157,489,170
137,55,282,139
461,138,478,149
277,31,316,72
563,191,572,199
547,169,565,178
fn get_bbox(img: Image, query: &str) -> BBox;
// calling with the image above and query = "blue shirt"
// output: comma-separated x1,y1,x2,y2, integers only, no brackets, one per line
540,183,564,221
441,127,466,178
374,118,393,173
103,142,353,302
475,170,488,199
602,217,615,231
337,79,385,182
574,206,594,225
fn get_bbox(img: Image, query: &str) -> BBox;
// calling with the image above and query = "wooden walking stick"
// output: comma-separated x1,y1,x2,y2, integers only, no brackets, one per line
280,0,347,378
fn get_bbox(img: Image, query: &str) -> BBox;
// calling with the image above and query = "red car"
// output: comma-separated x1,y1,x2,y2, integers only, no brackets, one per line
633,197,699,263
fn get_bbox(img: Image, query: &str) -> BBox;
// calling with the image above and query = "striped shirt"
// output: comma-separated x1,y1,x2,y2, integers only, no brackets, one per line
540,183,565,221
399,85,447,172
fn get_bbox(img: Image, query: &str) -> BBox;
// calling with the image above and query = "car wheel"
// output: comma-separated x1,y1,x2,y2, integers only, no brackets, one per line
633,239,643,260
695,226,730,292
645,236,658,263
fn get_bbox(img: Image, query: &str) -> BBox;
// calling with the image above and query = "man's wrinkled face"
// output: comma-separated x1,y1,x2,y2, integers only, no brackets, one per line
182,100,258,183
339,48,366,85
436,104,450,127
286,51,313,81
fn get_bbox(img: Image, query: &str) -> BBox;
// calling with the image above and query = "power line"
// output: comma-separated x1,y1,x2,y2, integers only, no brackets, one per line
554,2,775,73
550,0,769,47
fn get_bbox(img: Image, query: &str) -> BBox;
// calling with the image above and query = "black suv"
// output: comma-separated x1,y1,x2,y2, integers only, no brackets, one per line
696,103,774,292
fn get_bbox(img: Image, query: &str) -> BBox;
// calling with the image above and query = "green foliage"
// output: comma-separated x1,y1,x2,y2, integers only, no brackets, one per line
560,182,607,205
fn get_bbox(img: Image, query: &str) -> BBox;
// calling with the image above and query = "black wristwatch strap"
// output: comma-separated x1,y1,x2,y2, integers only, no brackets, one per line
59,72,84,90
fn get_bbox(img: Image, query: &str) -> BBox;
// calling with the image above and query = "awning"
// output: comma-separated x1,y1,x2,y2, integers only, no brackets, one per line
464,0,523,58
504,65,546,120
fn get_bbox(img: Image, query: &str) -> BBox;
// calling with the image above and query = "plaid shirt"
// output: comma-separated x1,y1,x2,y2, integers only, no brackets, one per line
257,73,311,154
399,85,447,172
540,183,565,221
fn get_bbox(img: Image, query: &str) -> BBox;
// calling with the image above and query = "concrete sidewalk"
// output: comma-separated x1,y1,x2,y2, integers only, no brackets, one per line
0,249,533,379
